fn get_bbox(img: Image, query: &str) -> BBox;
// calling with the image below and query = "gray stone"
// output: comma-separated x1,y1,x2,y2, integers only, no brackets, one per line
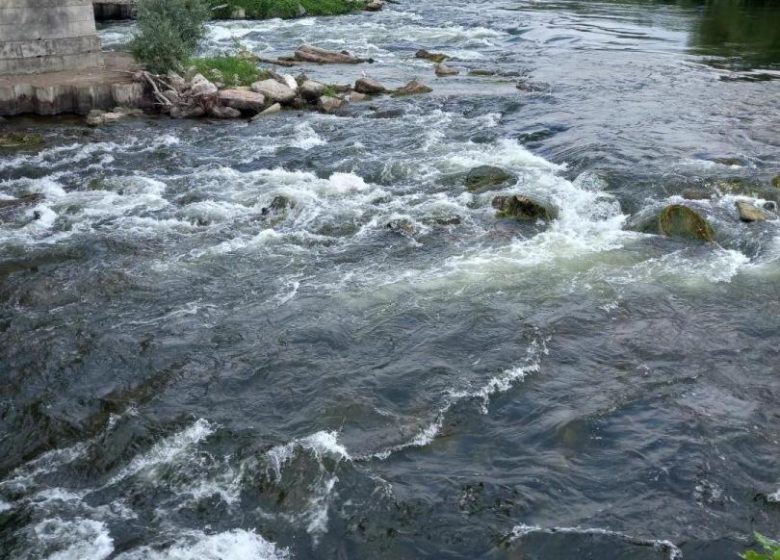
493,195,556,221
354,77,386,95
319,95,344,113
218,89,266,112
294,45,367,64
300,80,326,101
251,79,296,104
736,201,770,222
435,63,459,77
394,79,432,96
209,105,242,119
251,102,282,121
189,74,218,97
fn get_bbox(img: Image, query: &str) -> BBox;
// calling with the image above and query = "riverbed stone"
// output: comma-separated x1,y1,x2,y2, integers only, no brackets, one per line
251,79,296,104
218,89,266,113
0,132,44,150
658,204,715,241
435,63,460,77
415,49,448,63
465,165,516,193
319,95,344,113
300,80,327,101
354,77,386,95
294,45,366,64
736,201,770,222
492,195,556,221
190,74,218,97
773,175,780,189
208,105,242,119
394,79,433,96
251,103,282,121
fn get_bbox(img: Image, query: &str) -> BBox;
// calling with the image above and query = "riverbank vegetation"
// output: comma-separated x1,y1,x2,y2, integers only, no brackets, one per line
131,0,209,73
190,54,266,87
741,533,780,560
208,0,366,19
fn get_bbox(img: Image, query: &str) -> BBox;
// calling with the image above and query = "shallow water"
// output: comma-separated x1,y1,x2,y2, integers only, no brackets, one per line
1,1,779,559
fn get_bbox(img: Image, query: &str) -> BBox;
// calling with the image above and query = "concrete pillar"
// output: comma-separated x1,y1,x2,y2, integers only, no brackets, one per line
0,0,103,75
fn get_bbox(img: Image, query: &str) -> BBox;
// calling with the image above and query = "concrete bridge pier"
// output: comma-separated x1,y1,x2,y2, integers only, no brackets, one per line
0,0,103,75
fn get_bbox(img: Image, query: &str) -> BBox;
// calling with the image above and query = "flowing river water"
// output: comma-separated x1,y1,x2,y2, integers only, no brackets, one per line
1,1,780,558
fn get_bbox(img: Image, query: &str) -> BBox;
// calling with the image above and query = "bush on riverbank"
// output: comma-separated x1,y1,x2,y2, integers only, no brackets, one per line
190,55,267,87
131,0,210,73
741,533,780,560
208,0,365,19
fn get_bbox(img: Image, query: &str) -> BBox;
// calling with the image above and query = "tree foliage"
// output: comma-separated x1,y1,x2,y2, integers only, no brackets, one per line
131,0,210,74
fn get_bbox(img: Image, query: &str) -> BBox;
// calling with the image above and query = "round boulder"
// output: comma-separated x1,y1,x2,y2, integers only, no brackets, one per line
658,204,715,241
492,195,556,221
465,165,516,193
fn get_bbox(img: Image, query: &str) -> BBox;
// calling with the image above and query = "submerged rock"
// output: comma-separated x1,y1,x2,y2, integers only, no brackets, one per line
218,89,266,113
0,193,43,216
386,218,417,237
681,188,712,201
251,79,296,104
492,195,556,221
468,69,498,77
294,45,368,64
208,105,242,119
736,201,770,222
773,175,780,189
393,79,433,96
85,109,139,126
354,77,387,95
416,49,448,63
435,63,460,77
0,132,44,150
262,195,295,216
465,165,516,193
658,204,715,241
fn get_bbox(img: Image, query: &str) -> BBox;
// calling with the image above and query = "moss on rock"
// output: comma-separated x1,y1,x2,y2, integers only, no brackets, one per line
658,204,715,241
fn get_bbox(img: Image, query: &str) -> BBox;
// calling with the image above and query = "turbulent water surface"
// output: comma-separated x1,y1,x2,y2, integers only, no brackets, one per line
2,1,780,558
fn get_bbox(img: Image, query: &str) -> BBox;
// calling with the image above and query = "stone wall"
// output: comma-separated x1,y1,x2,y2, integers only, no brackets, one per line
0,0,102,75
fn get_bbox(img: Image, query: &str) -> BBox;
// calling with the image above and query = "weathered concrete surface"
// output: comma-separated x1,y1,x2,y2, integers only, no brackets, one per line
0,53,151,116
93,0,135,21
0,0,103,75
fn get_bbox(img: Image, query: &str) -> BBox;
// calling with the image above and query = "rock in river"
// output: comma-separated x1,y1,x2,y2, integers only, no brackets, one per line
465,165,516,193
492,195,556,221
658,204,715,241
435,63,460,77
0,132,44,150
394,80,433,96
415,49,448,63
736,201,770,222
218,89,266,113
354,77,387,95
251,79,296,104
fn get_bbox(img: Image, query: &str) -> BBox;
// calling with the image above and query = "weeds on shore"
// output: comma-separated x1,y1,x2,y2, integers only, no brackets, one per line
740,533,780,560
208,0,365,19
190,55,267,87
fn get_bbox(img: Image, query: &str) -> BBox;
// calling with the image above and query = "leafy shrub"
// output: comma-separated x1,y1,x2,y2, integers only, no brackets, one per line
740,533,780,560
131,0,210,74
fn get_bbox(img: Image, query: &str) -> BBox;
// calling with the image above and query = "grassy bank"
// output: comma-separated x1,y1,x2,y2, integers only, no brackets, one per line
208,0,366,19
190,55,268,87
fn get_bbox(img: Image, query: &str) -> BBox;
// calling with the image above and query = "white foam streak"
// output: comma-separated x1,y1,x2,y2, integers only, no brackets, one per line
110,418,214,483
115,529,290,560
266,430,350,481
34,518,114,560
510,524,682,560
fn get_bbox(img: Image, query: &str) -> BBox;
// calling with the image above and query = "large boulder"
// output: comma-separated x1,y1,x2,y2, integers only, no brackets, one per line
218,89,267,113
251,79,297,104
354,77,387,95
251,103,282,121
465,165,516,193
736,201,770,222
394,79,433,96
658,204,715,241
492,195,556,221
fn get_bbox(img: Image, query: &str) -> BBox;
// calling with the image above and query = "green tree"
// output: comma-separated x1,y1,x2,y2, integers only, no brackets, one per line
131,0,210,74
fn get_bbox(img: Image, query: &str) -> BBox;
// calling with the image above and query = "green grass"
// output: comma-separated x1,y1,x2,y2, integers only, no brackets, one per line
209,0,365,19
190,55,267,87
740,533,780,560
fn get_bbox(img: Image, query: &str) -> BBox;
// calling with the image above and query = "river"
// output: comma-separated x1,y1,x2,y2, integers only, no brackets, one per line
1,1,779,558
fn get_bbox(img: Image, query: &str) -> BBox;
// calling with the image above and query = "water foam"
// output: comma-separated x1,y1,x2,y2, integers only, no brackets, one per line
115,529,289,560
33,517,114,560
